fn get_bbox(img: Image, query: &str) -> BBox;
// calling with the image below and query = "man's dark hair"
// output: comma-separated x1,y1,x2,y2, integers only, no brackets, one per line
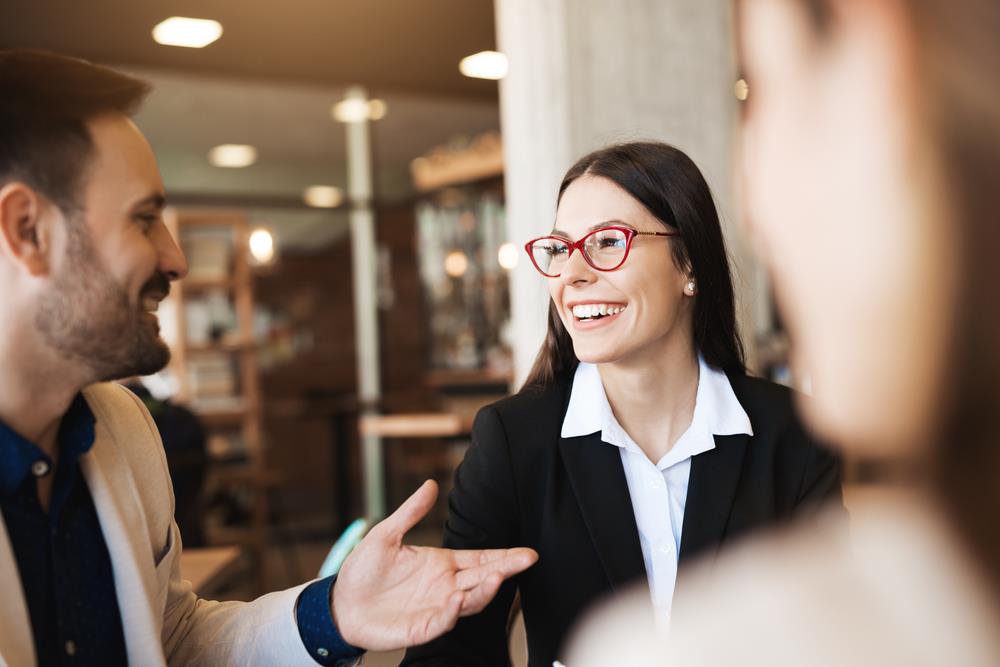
0,50,151,213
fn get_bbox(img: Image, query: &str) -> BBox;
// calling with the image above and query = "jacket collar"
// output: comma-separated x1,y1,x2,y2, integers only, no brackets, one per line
561,357,752,467
557,360,754,589
0,385,167,667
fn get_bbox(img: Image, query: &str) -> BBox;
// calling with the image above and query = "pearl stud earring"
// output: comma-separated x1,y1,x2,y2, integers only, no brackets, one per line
686,281,696,294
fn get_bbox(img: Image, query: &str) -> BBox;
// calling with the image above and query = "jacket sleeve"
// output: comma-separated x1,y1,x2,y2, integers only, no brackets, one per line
401,404,523,667
109,384,328,666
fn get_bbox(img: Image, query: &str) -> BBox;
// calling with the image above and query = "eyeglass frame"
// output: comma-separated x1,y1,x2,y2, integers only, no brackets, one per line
523,225,679,278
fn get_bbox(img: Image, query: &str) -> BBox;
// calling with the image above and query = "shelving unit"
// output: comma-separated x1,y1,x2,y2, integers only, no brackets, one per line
163,208,272,593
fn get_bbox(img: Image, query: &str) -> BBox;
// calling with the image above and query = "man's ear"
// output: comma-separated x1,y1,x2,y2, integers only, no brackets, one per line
0,183,56,276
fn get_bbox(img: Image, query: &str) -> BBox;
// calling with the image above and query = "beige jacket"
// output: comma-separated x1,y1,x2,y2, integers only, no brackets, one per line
0,383,318,667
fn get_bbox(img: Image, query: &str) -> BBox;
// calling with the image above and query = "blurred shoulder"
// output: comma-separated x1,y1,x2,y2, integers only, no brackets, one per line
567,497,1000,667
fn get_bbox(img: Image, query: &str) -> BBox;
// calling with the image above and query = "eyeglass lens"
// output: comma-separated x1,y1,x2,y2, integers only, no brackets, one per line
530,228,628,274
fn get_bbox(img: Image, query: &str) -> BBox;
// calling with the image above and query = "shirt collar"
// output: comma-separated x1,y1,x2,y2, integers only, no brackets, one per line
0,394,97,495
561,356,753,469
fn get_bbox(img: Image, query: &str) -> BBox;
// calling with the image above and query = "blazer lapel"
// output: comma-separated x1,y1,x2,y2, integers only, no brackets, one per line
678,433,749,564
558,433,647,590
0,516,35,667
81,418,166,667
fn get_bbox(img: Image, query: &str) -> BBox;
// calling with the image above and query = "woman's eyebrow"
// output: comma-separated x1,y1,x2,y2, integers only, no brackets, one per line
549,219,634,237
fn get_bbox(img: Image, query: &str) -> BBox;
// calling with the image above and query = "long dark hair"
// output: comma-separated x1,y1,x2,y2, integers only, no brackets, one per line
523,141,746,389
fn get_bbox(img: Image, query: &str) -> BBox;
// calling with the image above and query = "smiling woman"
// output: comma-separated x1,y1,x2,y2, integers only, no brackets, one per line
402,141,845,667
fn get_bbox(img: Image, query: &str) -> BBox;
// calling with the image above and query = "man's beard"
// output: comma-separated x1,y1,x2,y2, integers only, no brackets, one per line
35,221,172,382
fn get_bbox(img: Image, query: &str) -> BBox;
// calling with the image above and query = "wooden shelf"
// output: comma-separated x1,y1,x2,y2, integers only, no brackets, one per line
360,412,469,438
182,277,235,293
425,368,512,390
196,407,248,428
164,208,269,594
211,464,282,487
186,340,256,354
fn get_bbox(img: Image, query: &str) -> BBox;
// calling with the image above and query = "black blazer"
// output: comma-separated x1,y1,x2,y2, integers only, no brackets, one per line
402,372,842,667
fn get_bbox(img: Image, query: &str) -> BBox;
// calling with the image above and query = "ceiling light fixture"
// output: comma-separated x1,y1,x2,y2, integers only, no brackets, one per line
367,99,388,121
208,144,257,168
303,185,343,208
459,51,509,80
497,242,519,270
248,228,276,265
152,17,223,48
331,98,388,123
444,250,469,278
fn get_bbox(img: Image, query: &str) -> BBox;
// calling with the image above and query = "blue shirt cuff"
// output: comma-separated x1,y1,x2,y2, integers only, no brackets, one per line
295,576,365,665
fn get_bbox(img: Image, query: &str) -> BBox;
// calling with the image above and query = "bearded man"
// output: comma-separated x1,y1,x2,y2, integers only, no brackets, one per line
0,50,535,666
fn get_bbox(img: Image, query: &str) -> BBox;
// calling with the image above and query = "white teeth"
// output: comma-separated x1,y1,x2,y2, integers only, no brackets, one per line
571,303,626,319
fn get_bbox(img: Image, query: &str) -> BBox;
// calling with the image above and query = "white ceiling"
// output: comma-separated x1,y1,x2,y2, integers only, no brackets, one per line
122,66,501,250
129,65,501,201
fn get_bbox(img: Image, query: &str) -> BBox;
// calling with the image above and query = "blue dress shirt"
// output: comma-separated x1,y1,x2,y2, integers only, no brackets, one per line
0,394,363,666
0,395,127,666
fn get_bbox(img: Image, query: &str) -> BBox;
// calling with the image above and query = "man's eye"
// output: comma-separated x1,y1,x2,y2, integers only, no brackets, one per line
135,214,159,229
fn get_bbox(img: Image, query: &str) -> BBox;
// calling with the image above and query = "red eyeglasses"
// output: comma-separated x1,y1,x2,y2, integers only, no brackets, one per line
524,226,678,277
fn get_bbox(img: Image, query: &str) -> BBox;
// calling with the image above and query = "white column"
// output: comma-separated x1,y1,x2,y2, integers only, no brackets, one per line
345,86,385,520
496,0,764,384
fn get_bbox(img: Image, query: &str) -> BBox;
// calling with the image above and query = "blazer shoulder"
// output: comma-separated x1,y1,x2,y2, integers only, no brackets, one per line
726,373,806,435
472,377,570,456
82,382,174,505
487,378,568,419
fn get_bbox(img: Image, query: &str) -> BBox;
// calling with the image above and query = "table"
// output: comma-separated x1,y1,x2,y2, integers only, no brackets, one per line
179,546,244,596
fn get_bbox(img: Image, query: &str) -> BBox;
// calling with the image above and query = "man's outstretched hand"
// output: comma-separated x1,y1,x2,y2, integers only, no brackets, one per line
330,479,538,651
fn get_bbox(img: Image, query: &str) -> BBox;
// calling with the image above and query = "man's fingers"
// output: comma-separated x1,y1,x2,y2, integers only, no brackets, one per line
413,591,464,645
458,572,504,616
452,547,537,594
453,547,538,577
370,479,438,542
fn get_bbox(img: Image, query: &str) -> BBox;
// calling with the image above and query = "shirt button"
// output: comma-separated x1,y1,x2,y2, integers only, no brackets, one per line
65,640,76,656
31,460,50,477
658,543,673,555
649,477,663,489
317,647,330,657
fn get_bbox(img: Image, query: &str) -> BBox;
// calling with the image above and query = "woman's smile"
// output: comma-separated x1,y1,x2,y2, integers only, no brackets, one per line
566,300,629,330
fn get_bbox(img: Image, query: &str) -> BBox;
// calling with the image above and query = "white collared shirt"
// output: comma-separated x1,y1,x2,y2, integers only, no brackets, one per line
561,356,753,620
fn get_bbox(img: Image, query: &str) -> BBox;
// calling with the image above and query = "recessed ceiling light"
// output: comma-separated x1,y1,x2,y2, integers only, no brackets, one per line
331,98,388,123
497,242,519,270
459,51,509,80
208,144,257,168
248,228,276,265
444,250,469,278
303,185,343,208
367,99,388,121
152,17,223,48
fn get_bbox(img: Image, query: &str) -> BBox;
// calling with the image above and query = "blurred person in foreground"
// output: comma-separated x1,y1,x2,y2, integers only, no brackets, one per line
404,141,842,667
0,49,536,667
567,0,1000,665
